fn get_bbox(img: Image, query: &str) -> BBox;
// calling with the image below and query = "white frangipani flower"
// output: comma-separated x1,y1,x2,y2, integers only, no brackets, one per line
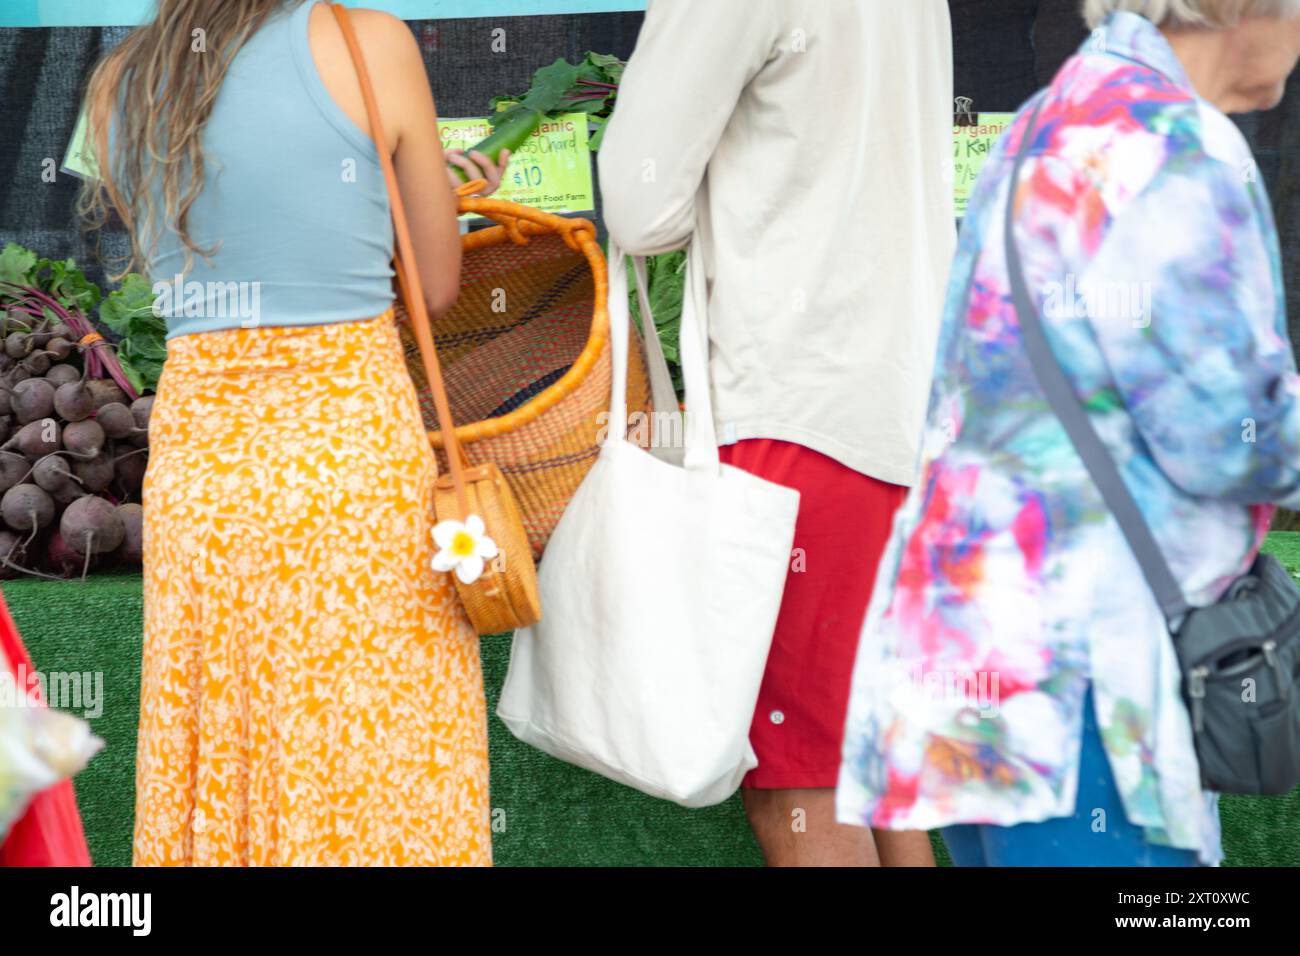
432,514,499,585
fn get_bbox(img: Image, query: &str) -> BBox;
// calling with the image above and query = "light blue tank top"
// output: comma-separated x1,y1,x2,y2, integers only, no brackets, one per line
135,1,394,339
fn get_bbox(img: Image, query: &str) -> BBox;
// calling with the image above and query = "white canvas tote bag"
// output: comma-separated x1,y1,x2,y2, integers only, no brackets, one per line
496,240,800,807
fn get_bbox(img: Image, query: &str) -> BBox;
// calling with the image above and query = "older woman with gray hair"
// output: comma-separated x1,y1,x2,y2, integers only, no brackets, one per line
836,0,1300,866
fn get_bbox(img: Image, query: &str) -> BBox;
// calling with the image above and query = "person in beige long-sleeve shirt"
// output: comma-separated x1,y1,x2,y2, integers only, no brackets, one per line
599,0,955,866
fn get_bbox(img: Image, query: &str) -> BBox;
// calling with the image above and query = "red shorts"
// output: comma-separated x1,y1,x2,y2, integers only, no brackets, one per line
719,439,906,790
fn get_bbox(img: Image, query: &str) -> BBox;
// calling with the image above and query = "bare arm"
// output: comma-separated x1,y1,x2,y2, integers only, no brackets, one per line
597,0,780,255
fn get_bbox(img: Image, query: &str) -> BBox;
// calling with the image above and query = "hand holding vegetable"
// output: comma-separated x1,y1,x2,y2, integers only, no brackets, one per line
445,148,511,196
447,52,624,194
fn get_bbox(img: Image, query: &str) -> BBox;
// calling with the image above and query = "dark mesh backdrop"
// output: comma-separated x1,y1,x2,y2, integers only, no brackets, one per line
0,2,1295,344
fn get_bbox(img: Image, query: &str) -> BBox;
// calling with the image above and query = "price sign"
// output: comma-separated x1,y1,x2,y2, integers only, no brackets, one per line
62,108,99,180
439,112,595,217
953,113,1015,220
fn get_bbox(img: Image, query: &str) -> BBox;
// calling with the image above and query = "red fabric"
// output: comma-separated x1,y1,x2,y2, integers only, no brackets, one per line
0,591,92,867
719,439,906,790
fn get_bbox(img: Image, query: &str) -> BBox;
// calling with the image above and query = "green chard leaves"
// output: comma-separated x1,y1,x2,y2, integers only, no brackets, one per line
487,52,624,151
627,250,687,397
99,273,164,395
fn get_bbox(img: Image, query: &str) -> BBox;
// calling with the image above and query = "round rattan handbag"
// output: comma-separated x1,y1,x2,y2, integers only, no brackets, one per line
395,196,654,561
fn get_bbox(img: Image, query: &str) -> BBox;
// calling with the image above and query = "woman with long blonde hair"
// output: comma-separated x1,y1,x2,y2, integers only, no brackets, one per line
80,0,507,866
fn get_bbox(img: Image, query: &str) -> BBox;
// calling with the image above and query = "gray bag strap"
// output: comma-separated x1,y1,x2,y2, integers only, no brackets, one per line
1003,96,1193,625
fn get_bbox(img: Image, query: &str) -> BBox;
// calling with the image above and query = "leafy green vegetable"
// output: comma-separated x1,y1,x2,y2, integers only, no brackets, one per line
100,273,164,394
36,256,101,315
519,59,582,115
459,53,624,178
0,245,103,316
486,51,624,151
99,273,155,334
0,243,37,288
627,250,687,397
583,52,624,85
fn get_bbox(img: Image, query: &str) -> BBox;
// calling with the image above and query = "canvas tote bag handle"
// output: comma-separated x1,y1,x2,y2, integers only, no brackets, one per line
608,241,720,472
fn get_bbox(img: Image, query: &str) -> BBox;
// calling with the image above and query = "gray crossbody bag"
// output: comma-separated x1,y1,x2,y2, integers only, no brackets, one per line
1005,98,1300,796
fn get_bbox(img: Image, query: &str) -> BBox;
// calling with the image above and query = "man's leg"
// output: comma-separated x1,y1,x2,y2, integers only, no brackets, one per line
717,440,919,866
742,787,935,866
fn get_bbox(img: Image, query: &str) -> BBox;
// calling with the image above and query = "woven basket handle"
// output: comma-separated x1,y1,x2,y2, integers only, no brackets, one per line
329,2,471,517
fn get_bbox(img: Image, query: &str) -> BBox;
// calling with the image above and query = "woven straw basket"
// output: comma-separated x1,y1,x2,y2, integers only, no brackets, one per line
395,196,653,559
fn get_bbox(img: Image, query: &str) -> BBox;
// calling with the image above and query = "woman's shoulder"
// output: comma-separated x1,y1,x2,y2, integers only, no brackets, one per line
305,2,427,140
340,6,416,42
311,3,422,70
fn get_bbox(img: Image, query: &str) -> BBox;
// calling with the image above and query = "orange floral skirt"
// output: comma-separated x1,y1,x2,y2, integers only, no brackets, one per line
134,310,491,866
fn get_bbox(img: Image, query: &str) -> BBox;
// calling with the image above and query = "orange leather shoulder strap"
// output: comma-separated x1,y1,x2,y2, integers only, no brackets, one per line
329,2,470,515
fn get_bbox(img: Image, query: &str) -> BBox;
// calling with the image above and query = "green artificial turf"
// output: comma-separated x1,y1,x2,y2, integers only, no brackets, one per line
6,536,1300,867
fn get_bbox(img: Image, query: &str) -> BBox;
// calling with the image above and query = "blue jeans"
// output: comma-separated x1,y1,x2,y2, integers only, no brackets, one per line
941,687,1201,866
